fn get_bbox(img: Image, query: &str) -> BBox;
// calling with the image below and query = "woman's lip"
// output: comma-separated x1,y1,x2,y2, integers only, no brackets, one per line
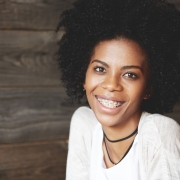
95,95,125,114
95,95,124,102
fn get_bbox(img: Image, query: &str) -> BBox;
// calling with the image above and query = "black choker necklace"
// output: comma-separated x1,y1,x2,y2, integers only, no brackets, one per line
103,127,138,143
104,137,135,165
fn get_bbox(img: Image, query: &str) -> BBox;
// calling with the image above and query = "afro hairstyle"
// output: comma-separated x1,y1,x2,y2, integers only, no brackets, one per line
57,0,180,114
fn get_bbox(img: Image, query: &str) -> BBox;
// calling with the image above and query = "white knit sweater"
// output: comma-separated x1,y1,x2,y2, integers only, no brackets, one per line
66,106,180,180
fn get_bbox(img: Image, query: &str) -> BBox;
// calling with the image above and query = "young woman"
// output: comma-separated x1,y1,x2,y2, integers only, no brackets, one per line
57,0,180,179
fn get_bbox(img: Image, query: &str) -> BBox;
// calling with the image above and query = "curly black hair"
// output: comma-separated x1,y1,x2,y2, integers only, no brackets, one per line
57,0,180,114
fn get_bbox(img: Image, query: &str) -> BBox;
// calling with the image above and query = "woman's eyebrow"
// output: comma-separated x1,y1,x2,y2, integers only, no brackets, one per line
91,60,109,68
91,60,143,72
121,65,143,72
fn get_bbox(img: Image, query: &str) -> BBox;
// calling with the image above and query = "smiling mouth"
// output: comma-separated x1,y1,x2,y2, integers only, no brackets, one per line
97,97,123,109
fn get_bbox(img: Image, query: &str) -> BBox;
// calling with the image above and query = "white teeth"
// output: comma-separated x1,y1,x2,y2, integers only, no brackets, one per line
97,97,122,108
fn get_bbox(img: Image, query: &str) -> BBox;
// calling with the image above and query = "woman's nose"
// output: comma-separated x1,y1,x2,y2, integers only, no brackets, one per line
100,74,123,92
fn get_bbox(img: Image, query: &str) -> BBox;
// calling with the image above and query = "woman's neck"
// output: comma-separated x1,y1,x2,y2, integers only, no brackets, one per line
102,114,140,141
102,112,141,168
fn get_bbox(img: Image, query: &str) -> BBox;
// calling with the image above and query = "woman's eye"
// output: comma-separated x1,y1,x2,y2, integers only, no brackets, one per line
94,67,106,73
123,72,138,79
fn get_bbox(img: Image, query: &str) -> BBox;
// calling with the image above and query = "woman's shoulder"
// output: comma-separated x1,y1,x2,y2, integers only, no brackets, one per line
140,112,180,133
72,106,96,122
139,112,180,152
71,106,98,132
73,106,94,116
139,113,180,179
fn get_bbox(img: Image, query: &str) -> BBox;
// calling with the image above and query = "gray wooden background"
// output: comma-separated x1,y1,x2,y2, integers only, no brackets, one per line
0,0,179,180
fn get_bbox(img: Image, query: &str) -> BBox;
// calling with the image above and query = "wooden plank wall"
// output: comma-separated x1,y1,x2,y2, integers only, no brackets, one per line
0,1,78,180
0,0,179,180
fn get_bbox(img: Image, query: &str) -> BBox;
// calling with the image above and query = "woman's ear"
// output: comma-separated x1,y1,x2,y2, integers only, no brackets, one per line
83,83,86,91
144,94,151,100
144,87,153,100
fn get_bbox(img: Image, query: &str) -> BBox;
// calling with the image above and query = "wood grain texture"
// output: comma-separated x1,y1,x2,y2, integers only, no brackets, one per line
0,30,62,86
0,0,75,30
0,54,61,86
0,87,82,143
0,30,62,54
0,140,68,180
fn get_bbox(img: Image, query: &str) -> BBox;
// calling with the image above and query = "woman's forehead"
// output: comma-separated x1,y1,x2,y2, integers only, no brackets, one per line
91,38,148,66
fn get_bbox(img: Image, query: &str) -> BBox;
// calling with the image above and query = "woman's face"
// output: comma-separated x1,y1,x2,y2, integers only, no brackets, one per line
84,38,150,127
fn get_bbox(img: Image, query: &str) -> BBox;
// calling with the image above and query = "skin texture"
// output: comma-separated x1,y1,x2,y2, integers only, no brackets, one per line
84,38,150,167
